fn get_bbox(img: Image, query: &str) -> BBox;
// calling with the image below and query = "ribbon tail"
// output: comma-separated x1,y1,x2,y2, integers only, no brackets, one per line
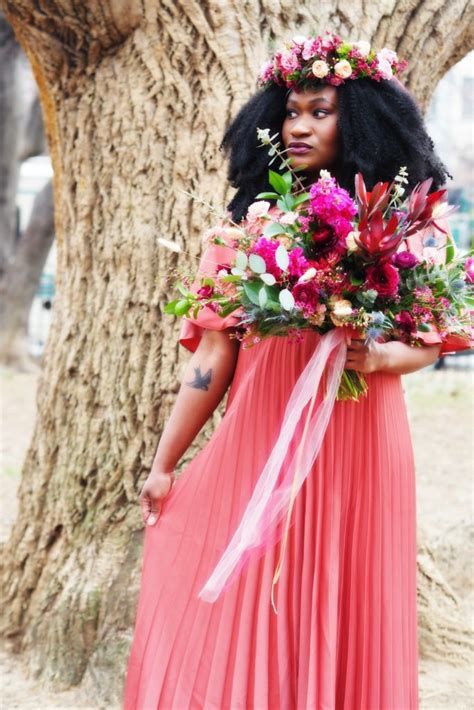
198,329,347,603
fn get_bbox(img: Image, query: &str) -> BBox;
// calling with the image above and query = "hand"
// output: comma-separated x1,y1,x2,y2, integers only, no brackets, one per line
139,470,174,526
345,337,386,374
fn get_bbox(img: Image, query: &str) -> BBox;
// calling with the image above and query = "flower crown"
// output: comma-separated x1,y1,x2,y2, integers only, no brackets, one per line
258,32,408,89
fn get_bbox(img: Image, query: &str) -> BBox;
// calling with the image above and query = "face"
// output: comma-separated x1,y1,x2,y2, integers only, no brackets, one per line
281,86,340,179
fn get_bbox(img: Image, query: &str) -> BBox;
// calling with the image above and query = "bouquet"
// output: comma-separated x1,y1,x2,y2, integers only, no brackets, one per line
165,130,473,400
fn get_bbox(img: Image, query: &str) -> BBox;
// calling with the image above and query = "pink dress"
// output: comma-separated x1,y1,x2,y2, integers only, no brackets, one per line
124,238,421,709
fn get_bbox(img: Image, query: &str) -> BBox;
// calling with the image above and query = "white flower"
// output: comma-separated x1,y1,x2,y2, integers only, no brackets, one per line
256,127,271,145
319,169,332,180
334,60,353,79
279,211,298,225
377,57,393,80
312,59,329,78
292,35,307,45
353,40,371,57
378,47,398,64
330,298,353,317
246,201,271,222
345,231,359,253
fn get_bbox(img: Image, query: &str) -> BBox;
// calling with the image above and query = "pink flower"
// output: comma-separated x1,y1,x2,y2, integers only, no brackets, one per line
197,285,214,299
465,256,474,284
308,177,357,237
288,247,310,278
292,281,321,315
365,263,400,298
392,251,419,269
395,311,417,334
250,237,282,279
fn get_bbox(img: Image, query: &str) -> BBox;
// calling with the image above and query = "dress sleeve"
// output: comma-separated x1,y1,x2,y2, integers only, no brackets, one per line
406,220,473,355
179,234,242,353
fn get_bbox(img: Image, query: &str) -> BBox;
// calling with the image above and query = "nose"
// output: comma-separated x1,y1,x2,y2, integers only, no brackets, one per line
289,115,312,139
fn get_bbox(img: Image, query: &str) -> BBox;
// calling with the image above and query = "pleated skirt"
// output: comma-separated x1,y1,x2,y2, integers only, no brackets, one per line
124,330,418,709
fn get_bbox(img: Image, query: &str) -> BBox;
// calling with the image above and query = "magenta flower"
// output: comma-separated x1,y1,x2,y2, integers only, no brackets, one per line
395,311,417,334
292,281,321,315
309,176,357,229
465,256,474,284
392,251,419,269
365,263,400,298
288,247,310,278
197,285,214,299
250,238,282,279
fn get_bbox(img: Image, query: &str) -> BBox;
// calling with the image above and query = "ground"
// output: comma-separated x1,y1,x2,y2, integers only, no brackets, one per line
0,355,472,709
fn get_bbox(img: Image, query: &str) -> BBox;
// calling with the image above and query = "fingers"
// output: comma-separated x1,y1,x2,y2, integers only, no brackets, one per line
139,493,162,527
347,339,366,352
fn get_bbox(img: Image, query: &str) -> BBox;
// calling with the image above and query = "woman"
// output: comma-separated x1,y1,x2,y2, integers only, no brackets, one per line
125,35,450,709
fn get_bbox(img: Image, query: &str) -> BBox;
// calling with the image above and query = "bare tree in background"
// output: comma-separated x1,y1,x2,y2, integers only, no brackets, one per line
0,12,54,367
0,0,472,703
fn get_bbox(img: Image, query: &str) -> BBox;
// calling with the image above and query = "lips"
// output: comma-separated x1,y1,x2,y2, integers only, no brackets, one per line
288,142,313,154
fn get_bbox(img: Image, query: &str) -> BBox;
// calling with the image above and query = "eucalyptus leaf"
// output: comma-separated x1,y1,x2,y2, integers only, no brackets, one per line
248,253,267,274
260,272,276,285
263,222,287,237
235,251,248,270
258,286,268,308
275,244,289,271
231,267,245,276
417,323,431,332
279,288,295,311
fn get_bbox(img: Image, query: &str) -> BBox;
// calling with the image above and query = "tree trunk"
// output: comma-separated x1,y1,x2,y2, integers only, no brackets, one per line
0,0,472,702
0,10,21,277
0,180,54,368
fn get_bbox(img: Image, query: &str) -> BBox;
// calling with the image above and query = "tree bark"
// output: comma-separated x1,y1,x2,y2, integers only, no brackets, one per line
0,10,21,276
0,180,54,368
0,0,472,702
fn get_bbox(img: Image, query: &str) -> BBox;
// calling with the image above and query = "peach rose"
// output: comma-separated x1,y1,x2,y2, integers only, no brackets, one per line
334,60,353,79
312,60,329,78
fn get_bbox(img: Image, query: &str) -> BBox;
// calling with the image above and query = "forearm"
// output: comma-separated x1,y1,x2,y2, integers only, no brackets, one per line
152,328,239,471
378,340,442,375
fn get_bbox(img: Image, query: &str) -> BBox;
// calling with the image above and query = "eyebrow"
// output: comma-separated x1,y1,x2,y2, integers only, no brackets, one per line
286,96,335,107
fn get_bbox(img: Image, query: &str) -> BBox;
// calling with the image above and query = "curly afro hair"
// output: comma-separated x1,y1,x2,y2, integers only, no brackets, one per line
220,79,450,222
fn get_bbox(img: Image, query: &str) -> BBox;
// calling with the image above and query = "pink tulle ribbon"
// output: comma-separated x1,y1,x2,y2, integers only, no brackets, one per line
198,328,347,604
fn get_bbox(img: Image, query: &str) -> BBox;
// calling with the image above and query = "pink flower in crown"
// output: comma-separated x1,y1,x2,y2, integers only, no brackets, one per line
260,60,275,83
277,50,300,75
365,263,400,298
288,247,310,278
302,37,323,60
376,48,397,80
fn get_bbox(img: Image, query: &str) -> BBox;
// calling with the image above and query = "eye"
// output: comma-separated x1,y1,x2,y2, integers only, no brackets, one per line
285,108,297,118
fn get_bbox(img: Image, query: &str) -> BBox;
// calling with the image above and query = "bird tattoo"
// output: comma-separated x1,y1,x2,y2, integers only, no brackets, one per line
186,366,213,391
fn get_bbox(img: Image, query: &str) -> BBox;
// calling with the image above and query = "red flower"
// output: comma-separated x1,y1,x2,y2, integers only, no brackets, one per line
365,263,400,298
395,310,417,334
197,285,214,299
292,281,321,315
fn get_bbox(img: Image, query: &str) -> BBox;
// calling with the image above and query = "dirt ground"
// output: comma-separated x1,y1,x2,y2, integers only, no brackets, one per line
0,355,472,709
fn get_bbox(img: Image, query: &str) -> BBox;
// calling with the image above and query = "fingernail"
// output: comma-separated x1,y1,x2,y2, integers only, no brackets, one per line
146,514,158,526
